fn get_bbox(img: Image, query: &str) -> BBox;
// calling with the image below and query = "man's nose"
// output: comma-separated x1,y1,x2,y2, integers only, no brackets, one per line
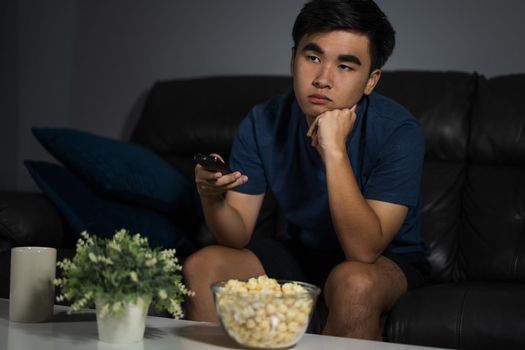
313,65,333,89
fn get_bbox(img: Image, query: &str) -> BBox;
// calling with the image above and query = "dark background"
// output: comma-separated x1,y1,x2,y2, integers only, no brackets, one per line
2,0,525,192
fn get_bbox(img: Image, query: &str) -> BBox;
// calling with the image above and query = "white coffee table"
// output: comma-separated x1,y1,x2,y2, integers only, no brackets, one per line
0,298,445,350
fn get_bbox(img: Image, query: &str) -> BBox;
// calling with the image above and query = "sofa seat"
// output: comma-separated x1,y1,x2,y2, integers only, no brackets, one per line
386,282,525,349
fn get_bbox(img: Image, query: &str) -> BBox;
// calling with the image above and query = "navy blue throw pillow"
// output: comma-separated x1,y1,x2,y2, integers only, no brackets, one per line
32,127,193,215
25,160,197,257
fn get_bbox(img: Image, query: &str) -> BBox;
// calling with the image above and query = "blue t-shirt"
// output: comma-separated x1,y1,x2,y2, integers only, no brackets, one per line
229,91,427,255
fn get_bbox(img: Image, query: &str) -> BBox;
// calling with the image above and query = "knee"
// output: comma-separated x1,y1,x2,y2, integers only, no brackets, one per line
325,264,377,305
182,246,225,282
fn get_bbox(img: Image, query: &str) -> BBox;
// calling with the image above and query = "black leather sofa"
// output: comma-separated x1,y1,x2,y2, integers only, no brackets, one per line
1,71,524,349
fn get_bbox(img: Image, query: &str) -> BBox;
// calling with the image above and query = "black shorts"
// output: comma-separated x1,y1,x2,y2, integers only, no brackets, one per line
247,237,431,290
247,237,431,333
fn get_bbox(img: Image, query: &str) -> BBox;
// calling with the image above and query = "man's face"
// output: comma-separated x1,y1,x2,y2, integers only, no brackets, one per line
291,30,381,122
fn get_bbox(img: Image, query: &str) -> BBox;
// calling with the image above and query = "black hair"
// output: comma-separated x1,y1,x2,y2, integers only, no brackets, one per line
292,0,395,72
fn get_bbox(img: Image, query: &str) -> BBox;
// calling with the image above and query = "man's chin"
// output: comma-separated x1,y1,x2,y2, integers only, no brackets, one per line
298,99,346,117
303,105,330,117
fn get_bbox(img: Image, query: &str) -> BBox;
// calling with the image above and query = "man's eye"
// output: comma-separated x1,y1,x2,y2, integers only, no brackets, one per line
339,64,353,71
306,55,320,63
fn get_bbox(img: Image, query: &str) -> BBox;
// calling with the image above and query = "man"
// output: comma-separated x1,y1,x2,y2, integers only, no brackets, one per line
183,0,429,340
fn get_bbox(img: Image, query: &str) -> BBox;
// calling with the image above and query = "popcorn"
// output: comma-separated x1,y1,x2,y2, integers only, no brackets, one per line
213,276,318,349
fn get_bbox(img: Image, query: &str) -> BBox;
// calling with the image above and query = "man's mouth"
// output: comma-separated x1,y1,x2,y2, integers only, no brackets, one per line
307,94,332,105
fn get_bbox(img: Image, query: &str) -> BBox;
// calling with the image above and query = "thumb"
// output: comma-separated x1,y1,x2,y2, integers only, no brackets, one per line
209,153,225,163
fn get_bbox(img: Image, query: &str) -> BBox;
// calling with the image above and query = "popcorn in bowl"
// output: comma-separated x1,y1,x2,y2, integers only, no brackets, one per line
211,275,320,349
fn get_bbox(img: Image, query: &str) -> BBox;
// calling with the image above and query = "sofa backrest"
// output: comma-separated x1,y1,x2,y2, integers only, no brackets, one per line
131,76,292,180
131,72,525,284
462,75,525,283
374,72,476,282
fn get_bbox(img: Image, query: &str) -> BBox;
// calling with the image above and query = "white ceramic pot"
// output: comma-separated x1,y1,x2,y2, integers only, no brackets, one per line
95,296,151,344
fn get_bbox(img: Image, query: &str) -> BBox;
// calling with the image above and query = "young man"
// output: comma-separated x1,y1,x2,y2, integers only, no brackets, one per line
183,0,429,340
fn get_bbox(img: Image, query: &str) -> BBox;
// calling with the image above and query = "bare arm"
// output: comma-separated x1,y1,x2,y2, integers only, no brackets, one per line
195,159,264,248
324,151,407,262
308,108,408,263
201,191,264,248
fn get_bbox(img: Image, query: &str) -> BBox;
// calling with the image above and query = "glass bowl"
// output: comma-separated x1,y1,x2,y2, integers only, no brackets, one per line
211,277,320,349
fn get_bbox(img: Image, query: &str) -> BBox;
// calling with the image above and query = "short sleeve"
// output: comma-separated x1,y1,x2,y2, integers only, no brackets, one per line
228,113,267,195
364,122,425,207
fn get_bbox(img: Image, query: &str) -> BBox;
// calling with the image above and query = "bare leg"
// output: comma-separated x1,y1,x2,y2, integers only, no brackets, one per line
182,245,265,322
322,256,407,340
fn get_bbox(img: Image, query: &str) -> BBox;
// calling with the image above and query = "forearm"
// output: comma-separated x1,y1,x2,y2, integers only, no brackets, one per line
200,195,251,249
324,151,384,263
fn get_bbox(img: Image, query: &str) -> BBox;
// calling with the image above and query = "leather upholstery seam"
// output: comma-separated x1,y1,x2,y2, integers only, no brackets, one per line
511,171,525,278
456,286,470,349
464,73,478,165
457,73,479,282
511,215,524,279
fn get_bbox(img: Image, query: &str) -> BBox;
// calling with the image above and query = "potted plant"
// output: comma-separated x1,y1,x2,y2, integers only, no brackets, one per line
54,229,194,344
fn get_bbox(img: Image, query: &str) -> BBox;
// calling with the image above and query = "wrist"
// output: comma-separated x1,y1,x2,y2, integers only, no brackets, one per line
324,147,347,163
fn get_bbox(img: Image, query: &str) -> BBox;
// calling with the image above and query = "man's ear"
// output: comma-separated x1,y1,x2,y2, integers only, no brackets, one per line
364,69,381,95
290,47,296,76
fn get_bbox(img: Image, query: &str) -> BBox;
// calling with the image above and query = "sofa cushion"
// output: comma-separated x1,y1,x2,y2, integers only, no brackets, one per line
25,160,197,257
385,282,525,349
32,127,194,216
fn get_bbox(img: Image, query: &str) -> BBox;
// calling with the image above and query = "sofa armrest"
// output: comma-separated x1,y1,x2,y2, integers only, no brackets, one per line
0,192,72,253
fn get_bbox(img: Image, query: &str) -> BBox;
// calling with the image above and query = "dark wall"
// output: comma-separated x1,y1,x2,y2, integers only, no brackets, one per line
0,0,19,191
377,0,525,76
16,0,77,192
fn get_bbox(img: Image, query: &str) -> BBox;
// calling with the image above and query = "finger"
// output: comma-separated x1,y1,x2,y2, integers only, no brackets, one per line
198,175,248,196
196,171,240,187
195,165,222,180
307,115,321,137
208,173,247,191
348,105,358,123
222,176,249,190
196,170,243,190
209,153,225,163
214,171,243,186
311,131,318,147
307,123,319,138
